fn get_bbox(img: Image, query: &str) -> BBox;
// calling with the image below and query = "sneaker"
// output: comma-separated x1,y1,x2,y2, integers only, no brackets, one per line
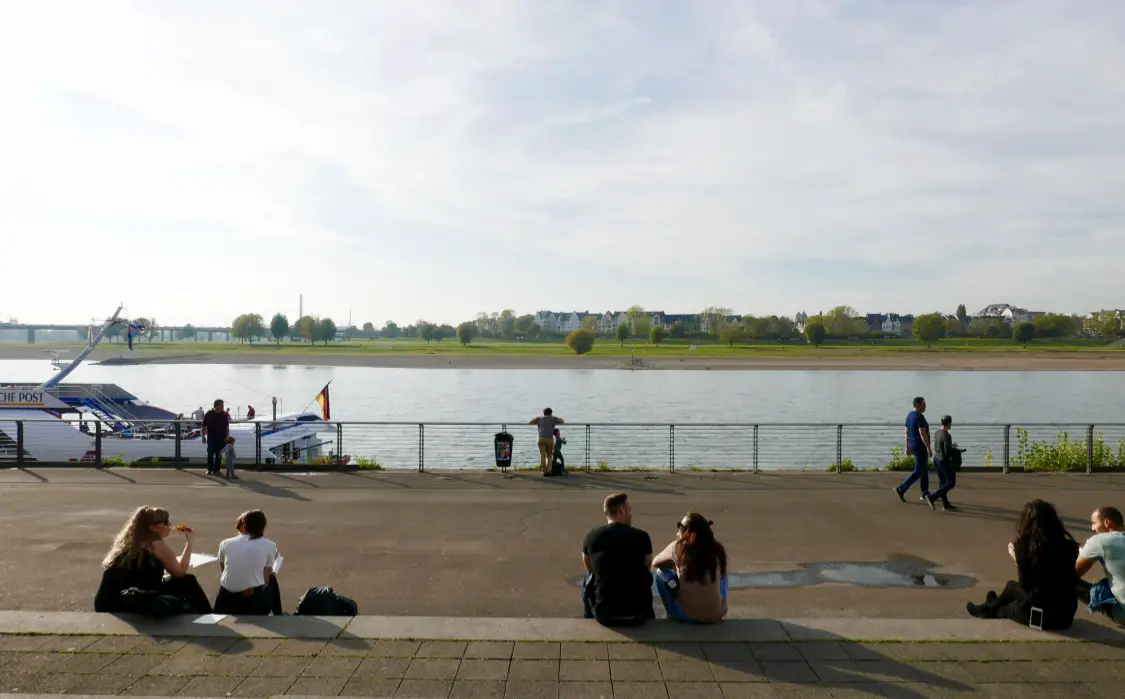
893,487,905,502
942,503,957,511
229,474,239,480
927,496,936,510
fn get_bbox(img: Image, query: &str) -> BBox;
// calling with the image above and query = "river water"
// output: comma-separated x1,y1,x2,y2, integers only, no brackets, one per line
3,360,1123,470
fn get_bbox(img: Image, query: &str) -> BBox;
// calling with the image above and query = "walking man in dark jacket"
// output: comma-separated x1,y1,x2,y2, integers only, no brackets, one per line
928,415,958,510
201,399,231,475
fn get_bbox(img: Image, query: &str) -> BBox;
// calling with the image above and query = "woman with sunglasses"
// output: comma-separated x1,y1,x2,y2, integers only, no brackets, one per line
652,513,728,623
94,506,212,615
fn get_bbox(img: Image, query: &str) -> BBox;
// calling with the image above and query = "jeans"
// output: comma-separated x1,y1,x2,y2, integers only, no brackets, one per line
226,456,236,478
931,457,956,504
206,440,225,472
652,569,729,623
552,449,565,475
897,449,930,496
214,576,283,615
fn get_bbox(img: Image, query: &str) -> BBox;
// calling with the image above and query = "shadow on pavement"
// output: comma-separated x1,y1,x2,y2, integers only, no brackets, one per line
613,621,972,697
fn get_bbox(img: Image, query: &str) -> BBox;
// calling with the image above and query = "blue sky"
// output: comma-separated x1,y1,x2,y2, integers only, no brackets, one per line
1,1,1123,326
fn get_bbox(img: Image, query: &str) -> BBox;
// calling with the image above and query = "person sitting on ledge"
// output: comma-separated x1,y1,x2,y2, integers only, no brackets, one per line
1076,506,1125,625
966,499,1079,629
652,512,728,624
214,510,282,615
582,492,655,626
94,506,212,616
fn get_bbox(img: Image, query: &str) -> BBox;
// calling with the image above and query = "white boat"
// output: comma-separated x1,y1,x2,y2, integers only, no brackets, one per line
0,306,334,466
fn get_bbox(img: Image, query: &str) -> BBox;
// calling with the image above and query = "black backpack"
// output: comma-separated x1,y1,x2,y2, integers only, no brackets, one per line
295,586,359,616
951,449,964,472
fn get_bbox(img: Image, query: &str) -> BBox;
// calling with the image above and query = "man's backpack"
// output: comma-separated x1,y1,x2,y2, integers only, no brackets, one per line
295,586,359,616
951,448,964,472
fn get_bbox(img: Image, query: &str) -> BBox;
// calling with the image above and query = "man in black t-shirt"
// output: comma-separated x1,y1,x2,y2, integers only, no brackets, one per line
581,492,654,625
201,399,231,475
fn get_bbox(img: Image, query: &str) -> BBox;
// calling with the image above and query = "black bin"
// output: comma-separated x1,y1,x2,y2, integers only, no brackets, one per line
494,432,514,470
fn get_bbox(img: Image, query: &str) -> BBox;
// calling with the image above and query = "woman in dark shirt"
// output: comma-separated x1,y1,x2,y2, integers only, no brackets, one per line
94,506,212,616
967,499,1079,629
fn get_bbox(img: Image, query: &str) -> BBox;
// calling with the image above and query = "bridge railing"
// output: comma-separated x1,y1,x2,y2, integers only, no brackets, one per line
2,419,1125,473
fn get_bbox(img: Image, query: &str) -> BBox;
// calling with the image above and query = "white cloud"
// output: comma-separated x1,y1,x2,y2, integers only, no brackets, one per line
0,0,1122,324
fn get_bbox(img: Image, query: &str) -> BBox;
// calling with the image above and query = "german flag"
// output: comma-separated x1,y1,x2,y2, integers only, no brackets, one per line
315,383,331,421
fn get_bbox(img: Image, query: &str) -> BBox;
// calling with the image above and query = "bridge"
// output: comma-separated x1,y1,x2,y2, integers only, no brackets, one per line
0,323,232,344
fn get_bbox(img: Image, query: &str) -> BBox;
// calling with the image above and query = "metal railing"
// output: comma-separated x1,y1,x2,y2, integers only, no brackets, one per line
3,418,1125,473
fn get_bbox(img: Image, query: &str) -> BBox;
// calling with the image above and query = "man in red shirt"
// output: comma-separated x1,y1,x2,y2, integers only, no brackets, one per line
201,399,231,475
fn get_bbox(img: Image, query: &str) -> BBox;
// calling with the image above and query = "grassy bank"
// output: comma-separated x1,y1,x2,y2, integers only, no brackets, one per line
29,336,1121,358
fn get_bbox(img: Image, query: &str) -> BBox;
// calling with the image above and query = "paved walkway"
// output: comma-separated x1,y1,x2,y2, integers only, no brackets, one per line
1,613,1124,697
1,469,1121,618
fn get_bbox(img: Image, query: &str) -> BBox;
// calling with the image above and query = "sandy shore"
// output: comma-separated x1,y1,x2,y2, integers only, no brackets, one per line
2,344,1123,370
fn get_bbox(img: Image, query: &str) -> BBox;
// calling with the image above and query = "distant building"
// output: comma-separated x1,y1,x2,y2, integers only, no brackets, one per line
975,304,1043,326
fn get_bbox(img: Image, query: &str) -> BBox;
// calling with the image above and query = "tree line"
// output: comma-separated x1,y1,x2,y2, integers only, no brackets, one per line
230,313,338,345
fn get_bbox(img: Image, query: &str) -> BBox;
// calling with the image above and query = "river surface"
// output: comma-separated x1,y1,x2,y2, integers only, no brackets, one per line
3,360,1123,470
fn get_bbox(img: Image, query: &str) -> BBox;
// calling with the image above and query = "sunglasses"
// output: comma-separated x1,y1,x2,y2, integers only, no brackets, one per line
676,521,687,531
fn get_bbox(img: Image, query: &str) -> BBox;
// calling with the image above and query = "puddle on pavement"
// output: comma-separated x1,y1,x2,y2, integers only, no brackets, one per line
726,562,975,589
571,559,976,593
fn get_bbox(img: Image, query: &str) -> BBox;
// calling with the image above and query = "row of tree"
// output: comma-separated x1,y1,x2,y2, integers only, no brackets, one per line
230,313,338,345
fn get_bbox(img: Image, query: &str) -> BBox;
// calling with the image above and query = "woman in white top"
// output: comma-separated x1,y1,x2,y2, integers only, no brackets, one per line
214,510,282,615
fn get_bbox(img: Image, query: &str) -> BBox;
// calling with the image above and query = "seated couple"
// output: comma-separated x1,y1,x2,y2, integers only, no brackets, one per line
582,493,727,626
94,506,282,617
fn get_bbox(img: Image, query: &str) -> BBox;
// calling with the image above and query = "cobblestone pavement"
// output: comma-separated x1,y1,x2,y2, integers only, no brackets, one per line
3,633,1125,697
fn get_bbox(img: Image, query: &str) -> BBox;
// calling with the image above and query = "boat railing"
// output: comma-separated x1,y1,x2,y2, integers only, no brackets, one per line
3,418,1125,473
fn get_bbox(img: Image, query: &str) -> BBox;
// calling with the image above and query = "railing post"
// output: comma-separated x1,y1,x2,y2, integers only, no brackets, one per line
254,423,262,467
753,425,759,473
15,421,24,466
95,421,102,466
337,423,343,467
1002,425,1010,474
1087,424,1095,474
836,424,843,474
174,421,182,467
418,423,425,472
585,424,591,471
669,425,675,473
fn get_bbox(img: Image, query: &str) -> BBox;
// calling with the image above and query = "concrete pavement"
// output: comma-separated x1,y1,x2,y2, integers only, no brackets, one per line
0,469,1120,619
0,612,1124,696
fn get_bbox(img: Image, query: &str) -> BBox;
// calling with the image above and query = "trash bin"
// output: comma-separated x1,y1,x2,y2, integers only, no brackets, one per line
494,432,513,471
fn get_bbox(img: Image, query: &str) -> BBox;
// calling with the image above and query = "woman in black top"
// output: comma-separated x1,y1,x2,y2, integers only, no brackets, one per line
967,499,1079,629
94,506,212,616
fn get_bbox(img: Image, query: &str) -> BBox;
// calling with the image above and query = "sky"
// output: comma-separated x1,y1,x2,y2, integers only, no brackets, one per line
1,1,1123,327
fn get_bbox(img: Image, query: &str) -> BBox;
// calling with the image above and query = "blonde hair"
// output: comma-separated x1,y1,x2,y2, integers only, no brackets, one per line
102,506,168,569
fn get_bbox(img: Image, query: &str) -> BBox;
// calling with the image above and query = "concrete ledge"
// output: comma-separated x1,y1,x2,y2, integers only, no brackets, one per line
0,611,1120,642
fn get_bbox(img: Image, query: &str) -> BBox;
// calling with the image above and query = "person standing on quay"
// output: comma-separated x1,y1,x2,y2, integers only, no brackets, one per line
202,399,231,475
530,408,564,477
895,396,932,503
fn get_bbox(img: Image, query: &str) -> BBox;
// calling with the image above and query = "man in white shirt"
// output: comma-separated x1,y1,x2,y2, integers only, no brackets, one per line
214,510,282,615
1077,506,1125,625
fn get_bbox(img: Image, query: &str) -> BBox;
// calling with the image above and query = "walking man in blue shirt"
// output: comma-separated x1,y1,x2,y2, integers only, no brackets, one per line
894,396,932,503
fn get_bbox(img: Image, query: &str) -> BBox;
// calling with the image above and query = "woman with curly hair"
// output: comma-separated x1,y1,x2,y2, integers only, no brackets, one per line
94,506,212,616
652,512,728,623
967,499,1079,629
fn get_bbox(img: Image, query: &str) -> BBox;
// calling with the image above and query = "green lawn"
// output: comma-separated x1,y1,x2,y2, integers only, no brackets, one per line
89,336,1121,357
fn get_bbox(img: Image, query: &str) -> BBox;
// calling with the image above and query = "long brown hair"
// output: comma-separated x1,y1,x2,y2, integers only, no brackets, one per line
102,506,168,569
675,512,727,583
1014,500,1074,566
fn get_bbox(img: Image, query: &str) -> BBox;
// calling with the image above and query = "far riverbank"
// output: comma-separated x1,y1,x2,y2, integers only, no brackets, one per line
2,344,1124,370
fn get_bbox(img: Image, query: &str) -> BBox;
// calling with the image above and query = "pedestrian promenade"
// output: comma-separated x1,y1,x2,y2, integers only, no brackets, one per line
2,612,1123,697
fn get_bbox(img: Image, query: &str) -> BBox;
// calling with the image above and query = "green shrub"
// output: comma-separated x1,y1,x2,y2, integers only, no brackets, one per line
885,445,916,471
101,454,126,466
355,456,383,471
826,458,857,473
1012,428,1125,471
